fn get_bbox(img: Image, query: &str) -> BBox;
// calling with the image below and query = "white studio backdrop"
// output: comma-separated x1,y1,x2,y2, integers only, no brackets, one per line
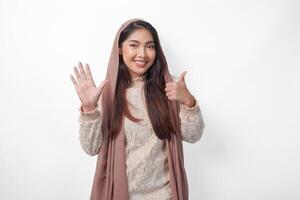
1,0,299,199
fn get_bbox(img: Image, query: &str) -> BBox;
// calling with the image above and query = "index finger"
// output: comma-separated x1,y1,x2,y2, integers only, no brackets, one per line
166,82,176,87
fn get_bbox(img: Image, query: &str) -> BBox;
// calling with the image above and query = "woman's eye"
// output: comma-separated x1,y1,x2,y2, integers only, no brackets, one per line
148,45,155,49
130,44,137,48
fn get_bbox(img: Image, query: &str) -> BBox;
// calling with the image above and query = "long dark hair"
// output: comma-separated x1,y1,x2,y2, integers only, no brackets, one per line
110,20,175,140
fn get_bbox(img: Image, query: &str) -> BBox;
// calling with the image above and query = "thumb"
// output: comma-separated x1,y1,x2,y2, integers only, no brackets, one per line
98,79,109,93
178,71,187,82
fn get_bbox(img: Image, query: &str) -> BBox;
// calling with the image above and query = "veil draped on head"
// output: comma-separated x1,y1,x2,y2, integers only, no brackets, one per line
90,18,189,200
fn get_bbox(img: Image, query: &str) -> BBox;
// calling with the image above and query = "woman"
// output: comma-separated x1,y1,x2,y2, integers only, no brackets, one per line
70,18,205,200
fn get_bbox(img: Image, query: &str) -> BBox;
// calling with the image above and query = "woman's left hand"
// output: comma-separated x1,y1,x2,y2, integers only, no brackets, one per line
165,71,196,107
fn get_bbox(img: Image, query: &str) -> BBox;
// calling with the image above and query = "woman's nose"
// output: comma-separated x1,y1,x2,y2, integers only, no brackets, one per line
137,47,146,57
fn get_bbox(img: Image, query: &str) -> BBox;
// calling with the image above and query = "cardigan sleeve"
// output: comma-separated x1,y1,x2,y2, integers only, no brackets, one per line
170,74,205,143
179,99,205,143
78,95,103,156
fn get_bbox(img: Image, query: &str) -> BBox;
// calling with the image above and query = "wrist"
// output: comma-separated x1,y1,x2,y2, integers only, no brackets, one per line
184,96,196,108
81,105,97,112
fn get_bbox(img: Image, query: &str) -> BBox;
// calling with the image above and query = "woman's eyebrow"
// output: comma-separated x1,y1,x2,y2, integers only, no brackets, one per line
128,40,155,44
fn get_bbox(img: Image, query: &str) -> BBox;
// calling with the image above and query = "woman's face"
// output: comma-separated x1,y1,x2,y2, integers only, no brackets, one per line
119,28,156,78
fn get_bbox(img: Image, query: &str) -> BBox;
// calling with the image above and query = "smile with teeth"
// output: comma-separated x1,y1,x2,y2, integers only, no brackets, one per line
134,60,147,67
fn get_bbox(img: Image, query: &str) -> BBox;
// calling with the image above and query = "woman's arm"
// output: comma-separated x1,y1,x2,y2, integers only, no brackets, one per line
179,99,205,143
168,74,205,143
70,62,108,156
78,96,103,156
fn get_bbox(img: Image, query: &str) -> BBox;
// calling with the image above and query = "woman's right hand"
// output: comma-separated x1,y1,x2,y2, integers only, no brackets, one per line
70,62,109,112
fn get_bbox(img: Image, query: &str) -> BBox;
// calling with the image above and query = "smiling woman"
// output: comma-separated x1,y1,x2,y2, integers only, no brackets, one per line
70,18,205,200
119,29,156,77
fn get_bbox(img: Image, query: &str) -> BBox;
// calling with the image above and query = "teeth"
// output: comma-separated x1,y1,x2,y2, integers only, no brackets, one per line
135,60,146,64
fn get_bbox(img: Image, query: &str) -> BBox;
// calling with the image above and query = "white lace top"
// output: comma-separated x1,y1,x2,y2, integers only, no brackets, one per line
78,77,205,200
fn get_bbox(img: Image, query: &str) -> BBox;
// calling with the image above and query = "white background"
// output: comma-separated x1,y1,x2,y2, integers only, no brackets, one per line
1,0,299,199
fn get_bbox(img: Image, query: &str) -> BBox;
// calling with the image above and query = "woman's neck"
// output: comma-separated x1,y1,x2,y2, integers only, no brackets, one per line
130,75,145,88
131,75,145,82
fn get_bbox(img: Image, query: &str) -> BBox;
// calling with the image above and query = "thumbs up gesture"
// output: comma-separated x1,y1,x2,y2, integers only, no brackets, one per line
165,71,196,107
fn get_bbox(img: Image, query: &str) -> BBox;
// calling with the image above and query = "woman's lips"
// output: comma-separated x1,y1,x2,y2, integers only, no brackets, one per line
134,60,147,67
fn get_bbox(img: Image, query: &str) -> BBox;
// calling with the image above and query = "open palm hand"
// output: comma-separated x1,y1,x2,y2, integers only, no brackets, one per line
70,62,109,111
